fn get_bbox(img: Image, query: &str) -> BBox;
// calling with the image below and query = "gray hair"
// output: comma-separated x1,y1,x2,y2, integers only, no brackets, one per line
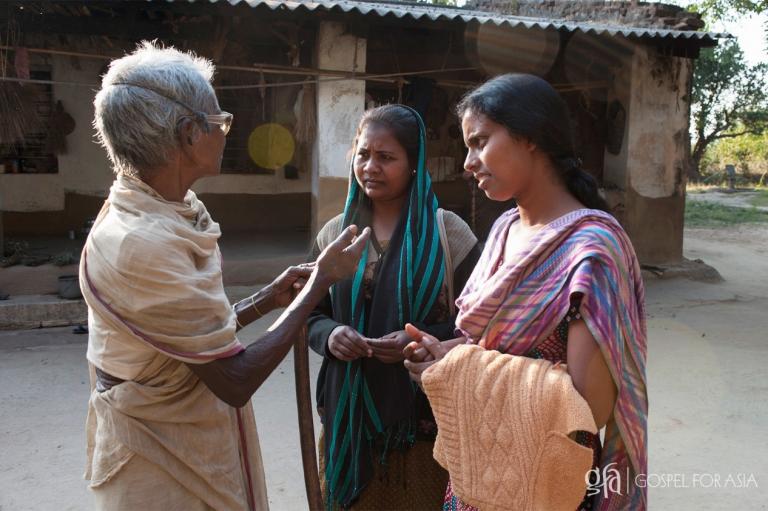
93,41,218,178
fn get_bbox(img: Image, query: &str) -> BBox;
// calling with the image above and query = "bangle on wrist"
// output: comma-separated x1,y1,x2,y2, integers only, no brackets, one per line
233,306,245,329
250,294,263,318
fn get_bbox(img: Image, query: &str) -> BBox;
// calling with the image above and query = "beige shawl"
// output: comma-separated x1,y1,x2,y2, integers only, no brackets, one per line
80,174,268,510
422,344,597,511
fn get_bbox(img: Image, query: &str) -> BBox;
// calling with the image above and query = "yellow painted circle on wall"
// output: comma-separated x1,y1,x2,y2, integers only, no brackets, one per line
248,123,295,170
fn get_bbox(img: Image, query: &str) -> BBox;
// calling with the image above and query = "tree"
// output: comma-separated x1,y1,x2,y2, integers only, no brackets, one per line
695,0,767,19
704,129,768,181
689,39,768,180
691,0,767,42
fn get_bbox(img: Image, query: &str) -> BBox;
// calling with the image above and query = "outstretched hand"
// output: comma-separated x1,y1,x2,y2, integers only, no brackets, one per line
269,262,316,308
316,225,371,285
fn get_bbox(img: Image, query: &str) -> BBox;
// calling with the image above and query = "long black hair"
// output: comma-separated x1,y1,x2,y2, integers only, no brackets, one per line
456,73,610,212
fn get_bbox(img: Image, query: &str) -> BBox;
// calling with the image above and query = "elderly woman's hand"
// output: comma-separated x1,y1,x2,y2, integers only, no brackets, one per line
268,262,316,309
316,225,371,285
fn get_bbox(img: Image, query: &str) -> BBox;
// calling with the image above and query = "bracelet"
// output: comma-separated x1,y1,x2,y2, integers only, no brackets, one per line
250,294,263,318
233,305,245,329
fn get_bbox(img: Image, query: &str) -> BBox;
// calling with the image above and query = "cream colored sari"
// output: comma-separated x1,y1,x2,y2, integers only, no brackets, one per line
80,174,268,510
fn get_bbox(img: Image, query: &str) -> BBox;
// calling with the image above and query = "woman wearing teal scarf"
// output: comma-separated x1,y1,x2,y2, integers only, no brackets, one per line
308,105,480,509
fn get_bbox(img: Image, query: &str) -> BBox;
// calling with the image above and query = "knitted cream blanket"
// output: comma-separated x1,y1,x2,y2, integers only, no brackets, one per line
422,344,597,511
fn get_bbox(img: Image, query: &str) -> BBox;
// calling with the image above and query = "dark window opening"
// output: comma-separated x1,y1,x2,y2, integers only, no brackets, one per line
0,69,59,174
215,71,305,175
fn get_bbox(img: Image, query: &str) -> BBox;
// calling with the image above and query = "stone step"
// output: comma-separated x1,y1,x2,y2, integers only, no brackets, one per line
0,255,307,297
0,234,309,296
0,295,87,330
0,285,272,332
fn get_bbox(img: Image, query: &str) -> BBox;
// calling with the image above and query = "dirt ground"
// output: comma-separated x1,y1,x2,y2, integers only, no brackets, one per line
645,223,768,509
1,216,766,510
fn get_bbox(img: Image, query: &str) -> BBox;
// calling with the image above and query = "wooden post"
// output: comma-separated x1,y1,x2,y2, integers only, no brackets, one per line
294,327,323,510
725,164,736,191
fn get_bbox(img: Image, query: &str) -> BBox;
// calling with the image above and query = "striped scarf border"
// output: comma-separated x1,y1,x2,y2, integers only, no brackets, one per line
456,208,648,510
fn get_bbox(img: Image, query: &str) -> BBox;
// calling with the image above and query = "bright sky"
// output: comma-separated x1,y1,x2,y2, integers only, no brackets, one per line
718,12,767,65
665,1,767,65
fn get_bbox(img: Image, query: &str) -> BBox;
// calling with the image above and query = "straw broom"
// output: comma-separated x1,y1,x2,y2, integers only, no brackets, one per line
294,80,316,147
292,80,316,176
0,79,42,146
1,19,43,146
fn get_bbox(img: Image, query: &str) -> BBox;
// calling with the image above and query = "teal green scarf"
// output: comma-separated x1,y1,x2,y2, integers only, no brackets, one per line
325,106,445,508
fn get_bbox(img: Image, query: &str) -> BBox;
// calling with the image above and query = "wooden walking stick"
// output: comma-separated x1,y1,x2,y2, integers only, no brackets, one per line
294,326,323,510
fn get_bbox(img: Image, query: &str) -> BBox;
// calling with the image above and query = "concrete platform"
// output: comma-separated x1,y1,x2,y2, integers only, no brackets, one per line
0,294,87,330
0,263,80,297
219,232,311,286
0,231,310,296
0,230,309,330
0,286,264,333
641,257,724,283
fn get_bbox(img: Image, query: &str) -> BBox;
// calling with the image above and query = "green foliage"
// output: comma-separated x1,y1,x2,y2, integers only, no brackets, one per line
703,130,768,179
689,0,768,180
749,189,768,206
687,0,768,45
690,0,767,20
692,41,768,141
690,39,768,178
685,200,768,225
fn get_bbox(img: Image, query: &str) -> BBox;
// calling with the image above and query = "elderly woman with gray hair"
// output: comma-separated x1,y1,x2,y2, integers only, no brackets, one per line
81,41,370,510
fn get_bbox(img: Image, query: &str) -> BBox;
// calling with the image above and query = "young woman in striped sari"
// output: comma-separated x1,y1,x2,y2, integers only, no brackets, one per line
404,74,648,510
308,104,481,509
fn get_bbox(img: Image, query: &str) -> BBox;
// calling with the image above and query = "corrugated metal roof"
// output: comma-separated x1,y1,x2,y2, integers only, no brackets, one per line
171,0,727,44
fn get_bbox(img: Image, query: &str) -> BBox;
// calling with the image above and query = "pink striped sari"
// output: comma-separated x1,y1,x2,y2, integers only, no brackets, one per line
455,208,647,510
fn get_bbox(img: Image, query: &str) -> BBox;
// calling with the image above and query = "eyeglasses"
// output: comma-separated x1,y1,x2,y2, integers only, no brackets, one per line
206,112,233,136
111,81,233,136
